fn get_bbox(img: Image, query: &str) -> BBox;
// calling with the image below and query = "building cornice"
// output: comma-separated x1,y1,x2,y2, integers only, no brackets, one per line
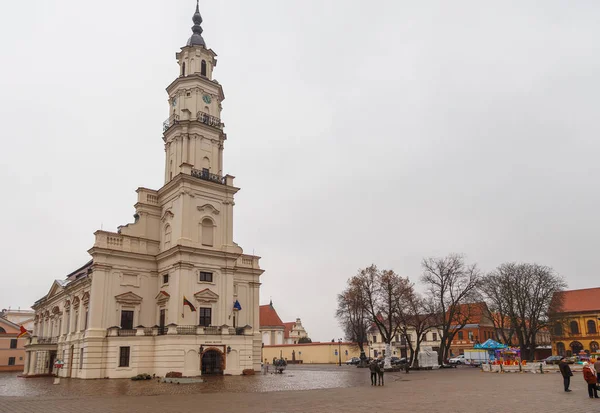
157,172,240,199
165,73,224,101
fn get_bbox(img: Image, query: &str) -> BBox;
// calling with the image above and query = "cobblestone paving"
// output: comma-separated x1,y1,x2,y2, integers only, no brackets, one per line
0,366,598,413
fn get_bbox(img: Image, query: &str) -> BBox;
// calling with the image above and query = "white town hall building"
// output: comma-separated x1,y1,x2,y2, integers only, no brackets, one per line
24,3,264,379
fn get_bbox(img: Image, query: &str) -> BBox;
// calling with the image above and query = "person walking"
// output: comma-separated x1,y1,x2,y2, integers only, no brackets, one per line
594,358,600,383
369,360,378,386
559,357,573,392
583,362,599,399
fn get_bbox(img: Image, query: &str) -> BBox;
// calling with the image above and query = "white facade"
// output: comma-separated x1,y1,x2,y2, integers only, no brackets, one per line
368,327,443,359
24,5,264,379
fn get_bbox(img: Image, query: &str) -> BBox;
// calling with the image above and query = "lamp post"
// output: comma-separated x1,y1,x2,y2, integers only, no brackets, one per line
338,338,342,366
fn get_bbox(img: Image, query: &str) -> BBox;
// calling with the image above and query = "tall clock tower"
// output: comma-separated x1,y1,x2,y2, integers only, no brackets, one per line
163,1,226,183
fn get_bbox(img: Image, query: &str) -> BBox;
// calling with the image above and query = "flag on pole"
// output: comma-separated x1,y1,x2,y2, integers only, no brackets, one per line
183,296,196,312
233,300,242,311
17,325,28,338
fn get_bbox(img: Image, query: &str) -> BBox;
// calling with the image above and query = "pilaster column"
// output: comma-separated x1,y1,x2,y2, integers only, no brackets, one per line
28,351,37,375
183,134,189,164
88,263,112,336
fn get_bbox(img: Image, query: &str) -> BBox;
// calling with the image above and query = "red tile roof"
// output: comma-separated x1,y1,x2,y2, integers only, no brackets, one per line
283,322,294,338
553,288,600,313
260,304,284,328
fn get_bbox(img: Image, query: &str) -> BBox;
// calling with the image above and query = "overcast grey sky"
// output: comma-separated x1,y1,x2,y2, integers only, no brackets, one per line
1,0,599,342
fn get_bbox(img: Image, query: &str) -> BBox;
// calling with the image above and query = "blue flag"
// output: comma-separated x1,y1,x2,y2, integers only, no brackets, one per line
233,300,242,311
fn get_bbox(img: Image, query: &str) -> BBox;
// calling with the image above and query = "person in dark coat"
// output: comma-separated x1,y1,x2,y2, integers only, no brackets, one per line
369,360,378,386
375,361,384,386
559,357,573,392
583,362,599,399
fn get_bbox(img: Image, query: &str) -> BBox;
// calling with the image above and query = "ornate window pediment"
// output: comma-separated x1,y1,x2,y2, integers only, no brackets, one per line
82,291,90,306
161,209,174,223
194,288,219,303
155,291,170,306
115,291,143,305
198,204,220,215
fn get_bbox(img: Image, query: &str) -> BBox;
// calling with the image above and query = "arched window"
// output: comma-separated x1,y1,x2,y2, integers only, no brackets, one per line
164,225,172,249
201,60,207,76
202,156,210,173
0,327,5,334
201,218,214,247
570,341,583,355
553,323,563,336
591,341,599,352
588,320,597,334
556,342,566,356
182,62,186,76
570,321,580,335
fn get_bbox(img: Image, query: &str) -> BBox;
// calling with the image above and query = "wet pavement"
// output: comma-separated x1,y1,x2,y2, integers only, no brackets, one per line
0,366,592,413
0,364,409,398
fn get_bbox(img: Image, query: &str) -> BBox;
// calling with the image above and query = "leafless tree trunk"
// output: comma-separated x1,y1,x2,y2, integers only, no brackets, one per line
397,293,437,368
336,279,370,365
421,254,482,365
354,265,412,369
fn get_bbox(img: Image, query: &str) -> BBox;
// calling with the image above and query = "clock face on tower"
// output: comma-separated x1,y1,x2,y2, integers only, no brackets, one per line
202,94,212,104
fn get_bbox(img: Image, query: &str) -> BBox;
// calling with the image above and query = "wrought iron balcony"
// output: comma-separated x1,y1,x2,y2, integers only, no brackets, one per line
196,112,223,129
163,114,180,132
191,168,226,185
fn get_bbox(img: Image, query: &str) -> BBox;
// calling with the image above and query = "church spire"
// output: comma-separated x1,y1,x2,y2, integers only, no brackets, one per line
187,0,206,47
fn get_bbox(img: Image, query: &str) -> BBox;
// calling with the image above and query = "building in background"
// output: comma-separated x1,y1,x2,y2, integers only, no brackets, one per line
448,302,495,357
368,326,442,359
263,342,365,365
1,309,34,331
260,301,310,345
551,288,600,357
0,317,27,372
23,3,264,379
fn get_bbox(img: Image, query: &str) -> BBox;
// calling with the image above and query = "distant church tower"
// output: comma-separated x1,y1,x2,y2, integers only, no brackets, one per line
27,2,266,379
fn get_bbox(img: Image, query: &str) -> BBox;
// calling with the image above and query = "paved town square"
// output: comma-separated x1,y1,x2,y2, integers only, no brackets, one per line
0,366,597,413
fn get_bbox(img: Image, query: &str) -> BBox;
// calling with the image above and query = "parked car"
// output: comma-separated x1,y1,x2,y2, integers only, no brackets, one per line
565,356,578,364
391,357,407,366
345,357,361,365
543,355,562,365
449,355,466,365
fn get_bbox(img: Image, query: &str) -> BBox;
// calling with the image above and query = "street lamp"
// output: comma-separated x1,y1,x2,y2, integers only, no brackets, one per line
338,338,342,366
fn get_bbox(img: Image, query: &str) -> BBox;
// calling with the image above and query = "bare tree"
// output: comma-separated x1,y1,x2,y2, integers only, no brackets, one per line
397,292,437,368
480,271,516,345
354,265,412,369
336,279,370,365
482,263,566,360
421,254,482,365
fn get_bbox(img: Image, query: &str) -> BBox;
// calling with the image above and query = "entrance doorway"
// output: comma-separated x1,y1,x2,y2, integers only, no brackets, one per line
201,350,223,375
48,351,56,375
68,345,74,377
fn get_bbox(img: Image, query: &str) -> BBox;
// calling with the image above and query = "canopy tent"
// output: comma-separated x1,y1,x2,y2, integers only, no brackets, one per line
474,339,508,350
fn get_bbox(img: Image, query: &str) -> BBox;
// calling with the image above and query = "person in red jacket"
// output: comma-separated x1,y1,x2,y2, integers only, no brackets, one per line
583,362,599,399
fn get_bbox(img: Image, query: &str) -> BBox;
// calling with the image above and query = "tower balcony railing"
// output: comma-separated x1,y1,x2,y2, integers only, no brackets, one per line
163,114,180,132
197,111,223,129
191,168,226,185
